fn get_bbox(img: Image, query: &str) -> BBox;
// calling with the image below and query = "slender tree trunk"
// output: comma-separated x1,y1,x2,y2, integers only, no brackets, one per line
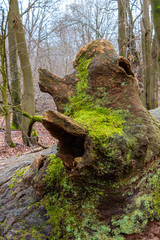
151,0,160,107
9,0,35,143
140,19,147,107
151,0,160,50
141,0,152,109
151,34,159,108
8,8,21,129
0,19,13,146
126,0,140,69
118,0,127,57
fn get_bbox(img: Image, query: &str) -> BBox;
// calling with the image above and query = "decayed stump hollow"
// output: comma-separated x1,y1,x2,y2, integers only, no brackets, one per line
39,39,160,237
40,39,160,175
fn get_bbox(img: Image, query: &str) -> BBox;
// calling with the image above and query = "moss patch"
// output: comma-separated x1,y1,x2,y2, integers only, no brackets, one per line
41,154,125,239
9,166,30,189
65,57,93,116
73,107,125,149
43,155,64,187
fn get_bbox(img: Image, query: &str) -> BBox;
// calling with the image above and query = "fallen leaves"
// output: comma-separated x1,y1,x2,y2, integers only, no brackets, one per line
0,116,57,160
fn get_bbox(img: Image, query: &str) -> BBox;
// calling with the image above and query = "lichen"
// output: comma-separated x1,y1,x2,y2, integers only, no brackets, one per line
9,166,30,189
40,154,118,239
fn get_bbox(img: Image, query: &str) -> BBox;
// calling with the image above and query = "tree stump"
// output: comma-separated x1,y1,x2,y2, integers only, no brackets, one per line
38,39,160,239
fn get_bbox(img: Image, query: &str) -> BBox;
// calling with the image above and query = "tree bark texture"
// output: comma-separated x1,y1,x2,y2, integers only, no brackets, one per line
118,0,127,57
141,0,153,109
0,15,13,146
151,0,160,50
9,0,35,142
37,39,160,238
8,7,21,129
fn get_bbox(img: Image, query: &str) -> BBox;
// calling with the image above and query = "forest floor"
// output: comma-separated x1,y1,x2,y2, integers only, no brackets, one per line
0,116,57,160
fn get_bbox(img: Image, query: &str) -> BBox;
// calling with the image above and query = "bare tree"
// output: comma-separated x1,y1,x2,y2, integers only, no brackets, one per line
0,8,14,146
141,0,152,109
8,7,21,129
118,0,127,57
9,0,35,143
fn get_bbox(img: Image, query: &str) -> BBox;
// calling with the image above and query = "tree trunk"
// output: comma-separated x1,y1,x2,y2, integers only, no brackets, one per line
126,0,140,69
151,34,159,108
37,39,160,238
8,7,21,129
118,0,127,57
141,0,152,109
9,0,35,143
0,12,13,146
151,0,160,50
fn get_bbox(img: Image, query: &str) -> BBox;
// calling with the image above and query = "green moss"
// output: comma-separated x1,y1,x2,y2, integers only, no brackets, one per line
9,166,30,188
43,154,64,187
112,209,148,235
73,107,124,149
41,174,115,239
65,57,93,116
11,124,20,130
9,141,15,148
40,154,119,239
65,54,126,156
31,130,38,138
109,160,160,237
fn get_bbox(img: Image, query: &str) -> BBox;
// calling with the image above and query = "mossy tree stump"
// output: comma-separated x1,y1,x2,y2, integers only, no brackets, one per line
38,40,160,239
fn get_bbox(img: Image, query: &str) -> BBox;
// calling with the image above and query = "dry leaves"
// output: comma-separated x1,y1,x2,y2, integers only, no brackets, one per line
0,116,57,160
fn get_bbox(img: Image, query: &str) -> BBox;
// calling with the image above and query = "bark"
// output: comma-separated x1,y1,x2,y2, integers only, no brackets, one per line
38,68,79,113
118,0,127,57
141,0,152,109
2,39,160,239
0,12,14,146
8,7,21,129
126,0,140,68
151,34,159,108
141,19,147,107
37,39,160,238
9,0,35,143
151,0,160,50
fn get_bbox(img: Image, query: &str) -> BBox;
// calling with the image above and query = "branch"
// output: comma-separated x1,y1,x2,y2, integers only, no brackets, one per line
21,0,39,17
27,115,42,137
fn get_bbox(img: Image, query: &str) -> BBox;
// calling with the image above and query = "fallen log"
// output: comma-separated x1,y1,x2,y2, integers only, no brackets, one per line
3,39,160,239
37,39,160,239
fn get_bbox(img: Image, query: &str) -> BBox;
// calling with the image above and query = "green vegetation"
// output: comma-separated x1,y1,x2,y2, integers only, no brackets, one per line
43,154,64,187
9,141,15,148
65,57,93,116
11,123,20,130
41,154,124,239
31,130,38,137
9,166,30,188
74,107,124,149
65,54,125,153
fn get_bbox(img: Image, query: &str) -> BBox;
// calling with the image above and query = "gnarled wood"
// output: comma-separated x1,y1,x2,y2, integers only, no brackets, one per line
38,39,160,238
38,67,79,113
